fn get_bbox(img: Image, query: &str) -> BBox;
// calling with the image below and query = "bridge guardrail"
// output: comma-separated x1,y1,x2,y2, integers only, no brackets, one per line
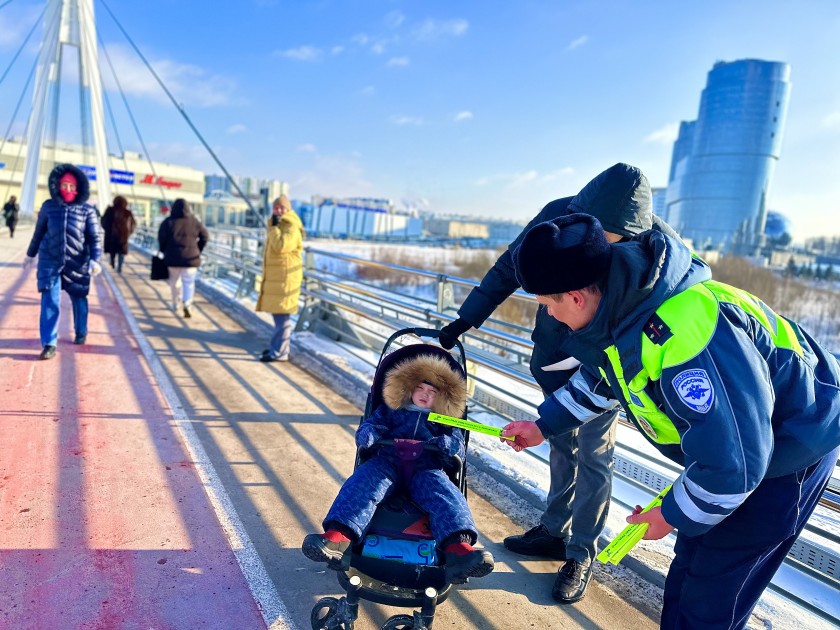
131,225,840,621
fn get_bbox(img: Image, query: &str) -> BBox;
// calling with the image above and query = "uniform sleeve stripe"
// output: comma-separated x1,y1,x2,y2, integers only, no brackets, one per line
673,477,728,525
553,389,598,422
570,370,619,410
682,476,752,509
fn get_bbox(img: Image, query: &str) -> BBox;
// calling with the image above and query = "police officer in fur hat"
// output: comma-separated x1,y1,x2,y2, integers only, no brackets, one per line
503,213,840,628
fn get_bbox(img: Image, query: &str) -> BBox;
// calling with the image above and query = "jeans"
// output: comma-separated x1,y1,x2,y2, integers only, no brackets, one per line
40,281,88,346
109,252,125,273
540,409,617,564
269,313,293,359
660,445,839,629
168,267,198,310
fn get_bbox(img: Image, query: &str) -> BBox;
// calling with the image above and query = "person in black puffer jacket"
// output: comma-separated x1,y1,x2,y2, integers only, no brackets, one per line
24,163,102,360
157,198,208,319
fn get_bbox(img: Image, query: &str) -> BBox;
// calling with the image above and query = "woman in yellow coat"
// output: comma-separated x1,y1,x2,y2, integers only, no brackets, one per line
257,195,304,362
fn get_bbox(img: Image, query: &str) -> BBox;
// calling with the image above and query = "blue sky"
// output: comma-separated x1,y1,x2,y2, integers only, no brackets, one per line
1,0,839,240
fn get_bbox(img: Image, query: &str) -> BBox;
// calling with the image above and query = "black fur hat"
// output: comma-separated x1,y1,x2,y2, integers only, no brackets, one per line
513,213,611,295
47,163,90,205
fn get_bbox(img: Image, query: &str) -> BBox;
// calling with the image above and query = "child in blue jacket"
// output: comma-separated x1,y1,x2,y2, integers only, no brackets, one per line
302,353,494,583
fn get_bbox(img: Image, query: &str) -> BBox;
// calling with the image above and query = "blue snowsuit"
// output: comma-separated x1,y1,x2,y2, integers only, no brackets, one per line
323,403,476,545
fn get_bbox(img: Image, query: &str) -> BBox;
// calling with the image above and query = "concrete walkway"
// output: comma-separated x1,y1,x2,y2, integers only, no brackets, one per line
0,227,659,629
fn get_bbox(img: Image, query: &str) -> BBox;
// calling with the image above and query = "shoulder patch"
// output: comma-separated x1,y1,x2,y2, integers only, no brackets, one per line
644,313,673,345
672,369,714,413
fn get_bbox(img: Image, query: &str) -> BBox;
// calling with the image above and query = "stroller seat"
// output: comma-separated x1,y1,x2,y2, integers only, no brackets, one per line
310,328,472,630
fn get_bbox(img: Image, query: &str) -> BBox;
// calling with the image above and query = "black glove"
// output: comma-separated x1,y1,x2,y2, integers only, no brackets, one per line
439,318,471,349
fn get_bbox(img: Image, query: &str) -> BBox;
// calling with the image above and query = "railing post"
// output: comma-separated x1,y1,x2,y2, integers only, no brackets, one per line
436,273,455,322
296,249,319,332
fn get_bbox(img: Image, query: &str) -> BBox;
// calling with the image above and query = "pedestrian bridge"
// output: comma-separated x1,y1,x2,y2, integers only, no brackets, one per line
0,225,836,630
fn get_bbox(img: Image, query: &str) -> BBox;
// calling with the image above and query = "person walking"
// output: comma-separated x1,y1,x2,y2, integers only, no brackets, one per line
3,195,19,238
437,163,680,603
157,198,208,318
101,195,136,273
256,195,304,362
503,213,840,629
23,164,102,359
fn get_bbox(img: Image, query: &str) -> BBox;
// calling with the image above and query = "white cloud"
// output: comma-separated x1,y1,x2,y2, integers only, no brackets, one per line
0,6,42,49
289,152,376,199
567,35,589,51
387,56,410,67
371,42,386,55
390,115,424,126
643,122,680,144
359,85,376,96
413,18,469,41
331,45,345,55
100,44,239,108
474,167,575,189
296,143,318,153
384,11,406,29
226,124,248,135
276,45,322,61
145,141,231,173
352,34,370,46
822,111,840,130
453,111,473,122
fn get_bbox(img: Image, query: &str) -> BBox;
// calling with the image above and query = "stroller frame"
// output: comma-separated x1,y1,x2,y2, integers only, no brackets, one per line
310,327,471,630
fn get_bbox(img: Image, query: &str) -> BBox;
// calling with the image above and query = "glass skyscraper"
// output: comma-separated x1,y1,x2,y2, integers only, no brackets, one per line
665,59,791,253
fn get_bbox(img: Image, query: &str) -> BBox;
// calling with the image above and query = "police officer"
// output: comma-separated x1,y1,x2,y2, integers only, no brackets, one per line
502,213,840,629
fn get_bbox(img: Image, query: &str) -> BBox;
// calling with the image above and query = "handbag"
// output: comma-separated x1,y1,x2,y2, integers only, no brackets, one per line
151,253,169,280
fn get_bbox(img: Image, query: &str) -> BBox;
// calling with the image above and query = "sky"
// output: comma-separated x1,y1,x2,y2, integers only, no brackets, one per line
0,0,839,241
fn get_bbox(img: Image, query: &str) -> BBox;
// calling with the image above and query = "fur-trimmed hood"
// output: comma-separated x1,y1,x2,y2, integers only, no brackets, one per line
382,354,467,418
47,163,90,205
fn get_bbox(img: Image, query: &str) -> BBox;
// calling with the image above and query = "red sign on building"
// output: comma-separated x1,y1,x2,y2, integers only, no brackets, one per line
140,174,183,189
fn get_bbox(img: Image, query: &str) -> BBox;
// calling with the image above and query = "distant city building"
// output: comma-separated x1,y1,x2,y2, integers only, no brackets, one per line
651,187,668,223
665,59,791,254
425,218,490,240
303,197,422,239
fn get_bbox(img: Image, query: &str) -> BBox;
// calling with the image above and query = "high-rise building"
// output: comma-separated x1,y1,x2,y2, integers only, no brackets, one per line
665,59,791,253
651,187,668,223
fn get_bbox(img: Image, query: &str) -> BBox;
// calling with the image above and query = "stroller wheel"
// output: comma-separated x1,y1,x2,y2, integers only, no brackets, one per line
381,614,419,630
310,597,352,630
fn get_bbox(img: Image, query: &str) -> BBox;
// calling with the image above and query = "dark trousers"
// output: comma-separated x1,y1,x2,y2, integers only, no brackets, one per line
661,445,839,629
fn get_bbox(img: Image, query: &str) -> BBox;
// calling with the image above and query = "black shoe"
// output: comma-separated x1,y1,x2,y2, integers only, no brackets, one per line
260,349,271,358
73,334,87,345
503,524,567,559
444,549,495,584
40,345,56,360
183,306,192,318
302,534,351,570
552,560,592,604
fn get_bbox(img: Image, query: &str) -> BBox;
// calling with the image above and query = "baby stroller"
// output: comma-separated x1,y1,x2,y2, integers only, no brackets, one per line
310,327,472,630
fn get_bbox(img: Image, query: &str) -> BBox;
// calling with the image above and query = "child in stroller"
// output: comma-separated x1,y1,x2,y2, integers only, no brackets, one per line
302,350,494,585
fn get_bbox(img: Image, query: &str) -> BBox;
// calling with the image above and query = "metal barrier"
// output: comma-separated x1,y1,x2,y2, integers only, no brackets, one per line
133,226,840,621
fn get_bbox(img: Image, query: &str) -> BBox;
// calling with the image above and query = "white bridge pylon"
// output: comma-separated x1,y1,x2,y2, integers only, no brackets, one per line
20,0,111,216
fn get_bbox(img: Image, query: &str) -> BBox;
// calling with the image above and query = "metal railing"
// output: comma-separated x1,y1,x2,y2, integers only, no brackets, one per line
133,226,840,622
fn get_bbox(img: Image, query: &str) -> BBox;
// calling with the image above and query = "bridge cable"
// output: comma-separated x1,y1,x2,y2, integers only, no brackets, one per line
94,26,168,206
98,0,265,224
0,2,46,90
0,53,39,203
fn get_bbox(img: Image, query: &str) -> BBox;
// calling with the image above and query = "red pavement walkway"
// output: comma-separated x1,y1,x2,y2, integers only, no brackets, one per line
0,255,266,629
